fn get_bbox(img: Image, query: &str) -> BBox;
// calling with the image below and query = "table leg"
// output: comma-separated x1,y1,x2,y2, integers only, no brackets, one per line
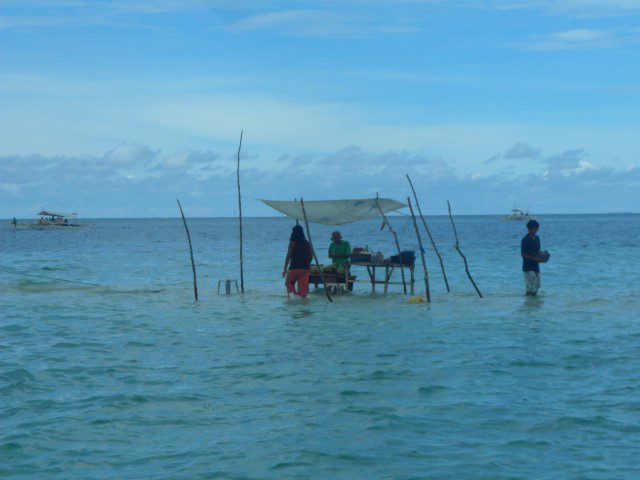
344,264,350,293
410,266,415,295
372,266,376,293
384,265,389,295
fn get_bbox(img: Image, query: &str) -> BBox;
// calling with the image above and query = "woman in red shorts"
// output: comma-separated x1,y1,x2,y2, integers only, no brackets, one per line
282,225,313,302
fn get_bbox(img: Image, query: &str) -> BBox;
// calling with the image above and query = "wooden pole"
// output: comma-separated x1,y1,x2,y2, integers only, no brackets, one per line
407,197,431,302
375,194,407,294
177,199,198,301
407,174,450,292
236,130,244,293
300,198,333,303
447,200,483,298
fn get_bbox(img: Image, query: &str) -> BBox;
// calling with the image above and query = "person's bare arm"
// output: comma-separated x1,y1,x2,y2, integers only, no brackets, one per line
283,241,294,276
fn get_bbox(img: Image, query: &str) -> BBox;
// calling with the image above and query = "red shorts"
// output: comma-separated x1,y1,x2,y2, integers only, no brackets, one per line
285,269,310,298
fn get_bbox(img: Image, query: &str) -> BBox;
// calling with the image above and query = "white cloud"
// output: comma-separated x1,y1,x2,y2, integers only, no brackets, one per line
488,145,598,176
1,1,419,35
1,145,638,217
2,0,640,35
1,72,638,176
0,182,21,194
487,141,541,163
156,149,221,170
227,10,318,33
541,148,597,175
494,0,640,16
504,142,541,159
225,9,418,37
517,29,616,50
103,143,157,165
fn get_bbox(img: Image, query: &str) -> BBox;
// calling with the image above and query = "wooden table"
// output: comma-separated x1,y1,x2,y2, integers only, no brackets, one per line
346,261,415,295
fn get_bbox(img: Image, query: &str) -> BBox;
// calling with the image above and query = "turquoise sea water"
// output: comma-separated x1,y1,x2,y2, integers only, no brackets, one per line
1,214,639,479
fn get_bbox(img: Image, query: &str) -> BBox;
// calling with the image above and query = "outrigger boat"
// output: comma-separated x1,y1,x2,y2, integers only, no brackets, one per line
503,208,535,221
11,210,83,229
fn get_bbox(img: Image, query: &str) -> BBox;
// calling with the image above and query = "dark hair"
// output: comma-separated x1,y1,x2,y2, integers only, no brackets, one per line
290,225,306,242
526,219,539,230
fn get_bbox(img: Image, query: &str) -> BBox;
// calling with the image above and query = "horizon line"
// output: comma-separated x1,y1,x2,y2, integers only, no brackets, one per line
4,212,639,221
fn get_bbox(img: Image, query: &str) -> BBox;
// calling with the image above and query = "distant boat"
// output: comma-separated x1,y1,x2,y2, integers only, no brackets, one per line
11,210,83,229
503,208,536,221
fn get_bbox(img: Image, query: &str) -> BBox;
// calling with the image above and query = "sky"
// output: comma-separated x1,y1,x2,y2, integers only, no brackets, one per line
0,0,639,217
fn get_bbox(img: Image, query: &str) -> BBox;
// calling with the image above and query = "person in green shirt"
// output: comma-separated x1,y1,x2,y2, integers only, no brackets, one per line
328,231,351,266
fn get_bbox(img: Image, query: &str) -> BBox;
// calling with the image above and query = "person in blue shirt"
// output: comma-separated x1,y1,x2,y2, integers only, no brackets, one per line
521,219,542,296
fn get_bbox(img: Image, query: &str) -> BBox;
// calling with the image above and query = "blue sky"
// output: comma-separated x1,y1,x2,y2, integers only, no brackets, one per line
0,0,639,217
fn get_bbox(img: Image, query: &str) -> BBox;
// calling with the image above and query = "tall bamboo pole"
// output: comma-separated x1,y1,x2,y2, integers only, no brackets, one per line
407,197,431,302
375,194,407,294
236,130,244,293
407,174,450,292
177,199,198,301
447,200,483,298
300,198,333,303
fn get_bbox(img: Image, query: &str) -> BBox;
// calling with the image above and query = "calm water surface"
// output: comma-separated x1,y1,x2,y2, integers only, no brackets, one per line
1,215,639,479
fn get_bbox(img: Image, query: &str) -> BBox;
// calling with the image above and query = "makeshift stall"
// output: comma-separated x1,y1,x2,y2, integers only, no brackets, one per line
262,198,415,295
346,251,415,295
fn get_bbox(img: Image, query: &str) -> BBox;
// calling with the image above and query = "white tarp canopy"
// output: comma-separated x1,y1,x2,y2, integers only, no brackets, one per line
261,198,407,225
38,210,77,218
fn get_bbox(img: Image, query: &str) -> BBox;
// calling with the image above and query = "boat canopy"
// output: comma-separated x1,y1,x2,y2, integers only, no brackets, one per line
261,198,406,225
38,210,77,218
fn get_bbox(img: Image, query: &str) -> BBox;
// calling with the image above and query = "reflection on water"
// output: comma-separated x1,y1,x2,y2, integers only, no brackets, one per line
521,294,545,310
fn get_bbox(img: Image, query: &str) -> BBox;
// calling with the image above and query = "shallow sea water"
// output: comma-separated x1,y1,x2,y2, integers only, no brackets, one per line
1,215,639,479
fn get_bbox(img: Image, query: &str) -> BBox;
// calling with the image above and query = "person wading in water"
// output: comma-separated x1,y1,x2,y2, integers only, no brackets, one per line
283,225,313,303
521,219,543,296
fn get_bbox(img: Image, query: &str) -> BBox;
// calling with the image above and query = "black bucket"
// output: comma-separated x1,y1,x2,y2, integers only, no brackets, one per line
390,250,415,266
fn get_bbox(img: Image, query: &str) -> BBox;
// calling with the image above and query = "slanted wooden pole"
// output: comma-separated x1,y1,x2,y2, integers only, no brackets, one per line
407,174,450,292
236,130,244,293
447,200,483,298
300,198,333,303
375,194,407,294
177,199,198,301
407,197,431,302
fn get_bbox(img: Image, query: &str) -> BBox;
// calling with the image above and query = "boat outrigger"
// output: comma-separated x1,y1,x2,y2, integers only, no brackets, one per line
503,208,535,221
11,210,83,229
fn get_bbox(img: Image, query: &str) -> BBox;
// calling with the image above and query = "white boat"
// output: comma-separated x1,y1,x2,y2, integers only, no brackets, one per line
503,208,535,221
11,210,83,229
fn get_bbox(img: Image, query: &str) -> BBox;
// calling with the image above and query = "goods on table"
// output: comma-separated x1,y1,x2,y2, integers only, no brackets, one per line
310,265,347,276
390,250,416,266
349,253,372,262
